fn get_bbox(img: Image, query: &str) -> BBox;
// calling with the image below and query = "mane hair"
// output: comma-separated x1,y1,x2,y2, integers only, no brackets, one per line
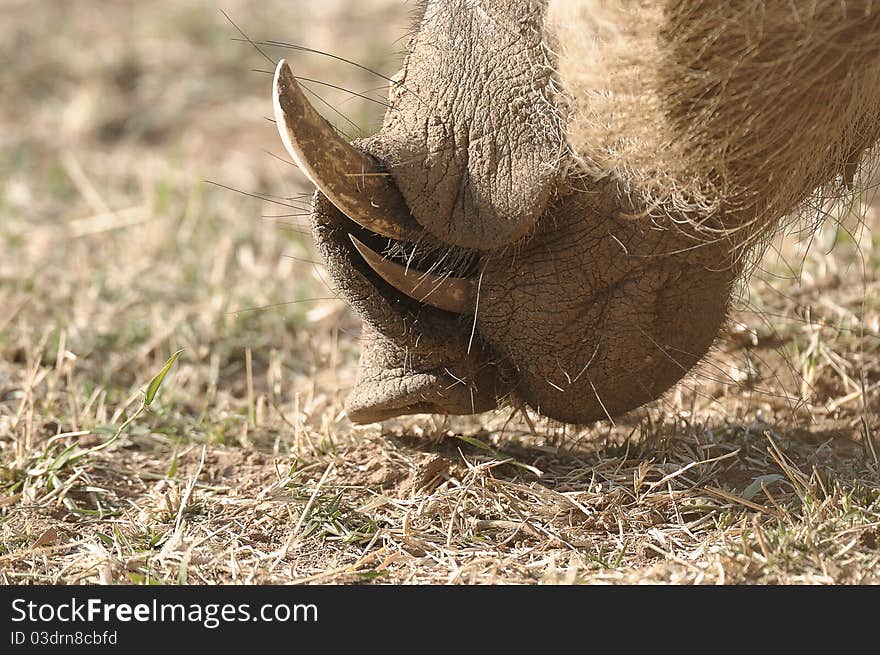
547,0,880,255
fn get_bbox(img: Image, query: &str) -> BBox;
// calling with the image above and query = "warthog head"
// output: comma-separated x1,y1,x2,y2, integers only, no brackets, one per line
273,0,880,424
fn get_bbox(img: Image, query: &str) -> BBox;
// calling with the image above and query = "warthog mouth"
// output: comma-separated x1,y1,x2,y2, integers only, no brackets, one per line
273,60,505,423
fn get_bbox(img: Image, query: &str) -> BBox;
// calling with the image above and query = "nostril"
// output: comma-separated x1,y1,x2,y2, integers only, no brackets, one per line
345,367,500,425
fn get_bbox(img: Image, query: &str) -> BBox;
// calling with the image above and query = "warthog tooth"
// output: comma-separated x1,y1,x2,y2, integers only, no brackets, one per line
273,59,420,241
349,235,477,315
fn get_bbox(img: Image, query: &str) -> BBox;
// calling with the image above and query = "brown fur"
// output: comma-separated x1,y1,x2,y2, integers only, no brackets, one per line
549,0,880,253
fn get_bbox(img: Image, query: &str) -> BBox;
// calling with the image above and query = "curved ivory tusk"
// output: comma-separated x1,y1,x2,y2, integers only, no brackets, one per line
273,59,420,241
349,236,477,315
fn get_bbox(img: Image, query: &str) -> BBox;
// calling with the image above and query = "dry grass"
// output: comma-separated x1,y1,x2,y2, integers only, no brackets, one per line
1,0,879,585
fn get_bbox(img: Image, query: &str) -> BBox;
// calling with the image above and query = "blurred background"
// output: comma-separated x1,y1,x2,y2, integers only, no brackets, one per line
1,0,410,440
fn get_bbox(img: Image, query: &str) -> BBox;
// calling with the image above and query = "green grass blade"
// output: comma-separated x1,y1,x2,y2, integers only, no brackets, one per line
145,350,183,405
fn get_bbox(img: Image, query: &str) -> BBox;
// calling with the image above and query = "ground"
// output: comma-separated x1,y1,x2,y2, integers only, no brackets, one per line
1,0,879,585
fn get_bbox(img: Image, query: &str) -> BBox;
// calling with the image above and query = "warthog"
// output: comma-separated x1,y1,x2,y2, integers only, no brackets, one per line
273,0,880,424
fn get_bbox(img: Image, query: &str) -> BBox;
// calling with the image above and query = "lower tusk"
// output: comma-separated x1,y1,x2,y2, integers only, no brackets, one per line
349,236,477,315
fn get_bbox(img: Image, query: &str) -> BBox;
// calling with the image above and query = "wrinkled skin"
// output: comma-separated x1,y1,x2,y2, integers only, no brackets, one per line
280,0,879,424
315,178,736,424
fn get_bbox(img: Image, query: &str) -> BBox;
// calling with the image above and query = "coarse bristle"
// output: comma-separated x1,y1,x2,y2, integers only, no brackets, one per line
549,0,880,255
